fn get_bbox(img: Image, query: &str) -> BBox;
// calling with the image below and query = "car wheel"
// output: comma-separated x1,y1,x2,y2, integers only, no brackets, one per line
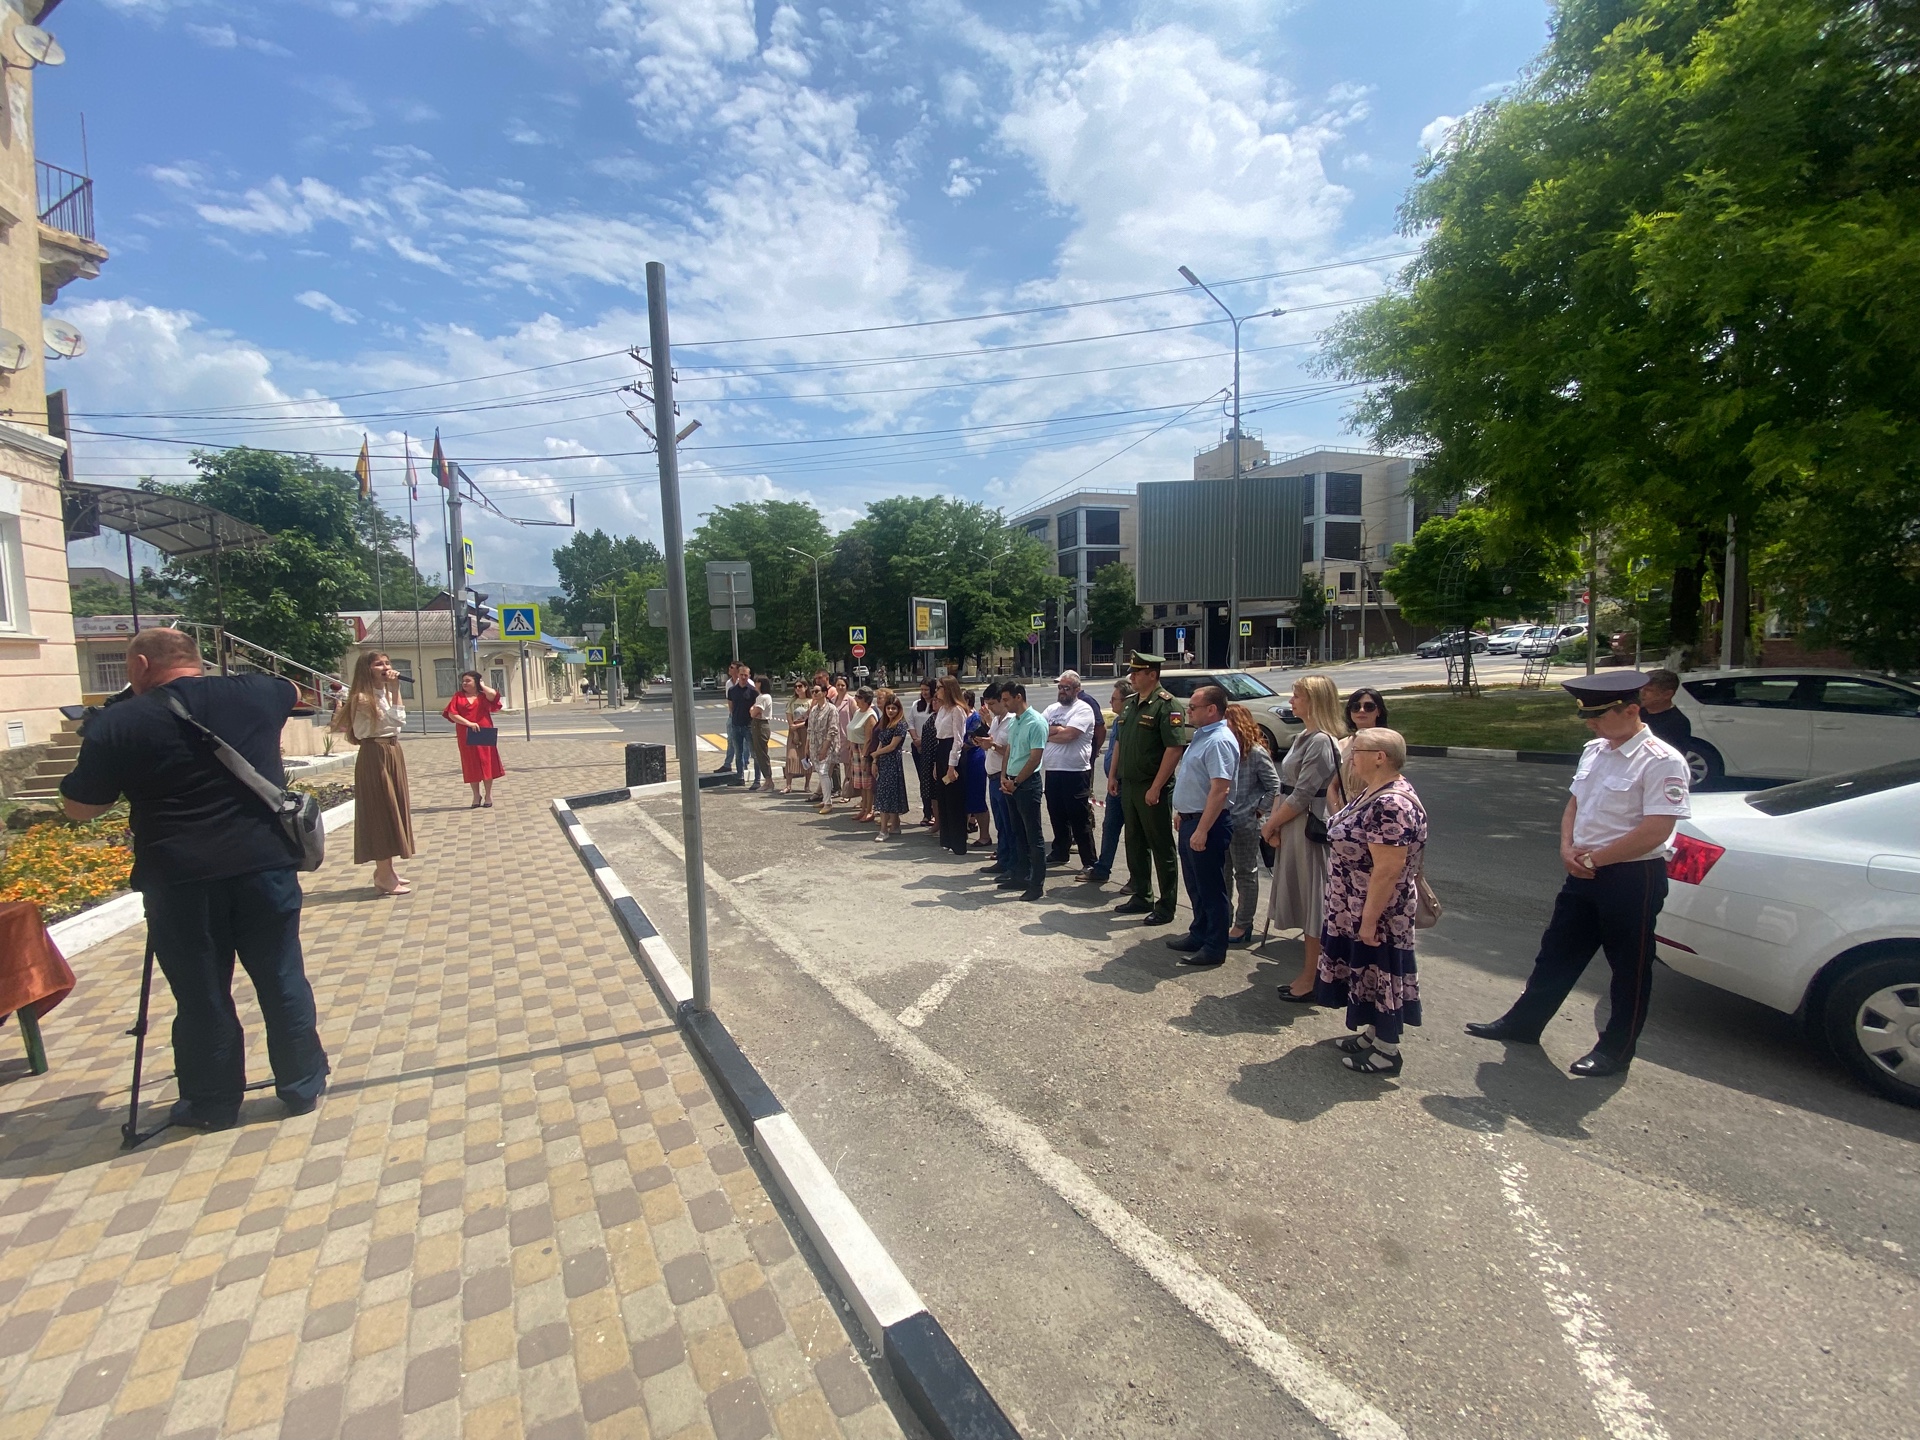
1683,740,1724,789
1822,952,1920,1107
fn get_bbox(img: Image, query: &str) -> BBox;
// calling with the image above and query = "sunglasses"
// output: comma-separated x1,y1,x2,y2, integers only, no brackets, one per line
1350,700,1379,713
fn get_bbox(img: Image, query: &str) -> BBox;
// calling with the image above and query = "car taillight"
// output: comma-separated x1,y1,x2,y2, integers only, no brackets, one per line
1667,833,1725,885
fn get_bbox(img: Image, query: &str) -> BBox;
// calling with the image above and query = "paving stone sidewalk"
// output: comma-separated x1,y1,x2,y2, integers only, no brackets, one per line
0,730,905,1440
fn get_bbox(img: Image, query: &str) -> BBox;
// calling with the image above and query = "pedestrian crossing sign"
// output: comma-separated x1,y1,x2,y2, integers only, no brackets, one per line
585,646,608,665
849,625,867,644
500,603,539,640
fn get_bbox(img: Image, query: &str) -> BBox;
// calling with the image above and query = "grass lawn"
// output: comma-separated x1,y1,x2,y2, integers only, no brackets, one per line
1388,689,1590,754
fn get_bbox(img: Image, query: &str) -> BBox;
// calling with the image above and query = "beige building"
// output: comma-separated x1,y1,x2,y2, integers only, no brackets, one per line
338,611,580,712
0,0,108,760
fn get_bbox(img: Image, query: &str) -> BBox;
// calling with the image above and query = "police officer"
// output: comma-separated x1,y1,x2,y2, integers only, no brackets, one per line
1465,670,1691,1077
1107,652,1187,925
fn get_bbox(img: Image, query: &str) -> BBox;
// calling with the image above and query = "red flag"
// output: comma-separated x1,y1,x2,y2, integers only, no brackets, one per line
432,430,451,490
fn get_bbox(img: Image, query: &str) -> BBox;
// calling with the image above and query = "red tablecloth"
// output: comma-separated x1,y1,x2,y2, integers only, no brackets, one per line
0,900,75,1024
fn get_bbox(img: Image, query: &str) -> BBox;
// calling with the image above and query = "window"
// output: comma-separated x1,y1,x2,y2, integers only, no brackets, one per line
1301,476,1317,517
1152,604,1168,619
1220,673,1277,699
1085,508,1121,546
391,657,415,700
1323,522,1364,560
434,658,458,698
1746,759,1920,816
1086,548,1122,577
1325,473,1363,515
1684,676,1805,708
93,651,127,691
1023,517,1049,542
0,513,22,632
1058,554,1078,580
1057,510,1078,549
1301,525,1315,563
1339,572,1357,595
1811,679,1920,717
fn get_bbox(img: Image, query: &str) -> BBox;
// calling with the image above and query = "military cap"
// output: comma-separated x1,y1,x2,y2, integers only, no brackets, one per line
1127,651,1166,671
1561,670,1651,717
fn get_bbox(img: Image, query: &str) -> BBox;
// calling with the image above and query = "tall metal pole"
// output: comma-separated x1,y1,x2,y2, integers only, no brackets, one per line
813,557,822,653
1720,512,1738,670
447,477,468,675
404,437,427,732
647,261,712,1012
520,643,532,742
727,571,741,664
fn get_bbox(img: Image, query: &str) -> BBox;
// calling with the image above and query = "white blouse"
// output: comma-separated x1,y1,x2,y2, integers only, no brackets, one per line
934,703,968,742
352,691,407,740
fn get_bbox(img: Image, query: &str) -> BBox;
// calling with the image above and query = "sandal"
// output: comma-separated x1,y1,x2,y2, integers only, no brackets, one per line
1333,1034,1373,1054
1342,1048,1403,1076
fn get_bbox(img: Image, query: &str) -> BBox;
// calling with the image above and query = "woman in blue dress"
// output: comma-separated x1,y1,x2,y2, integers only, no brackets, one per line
962,690,992,849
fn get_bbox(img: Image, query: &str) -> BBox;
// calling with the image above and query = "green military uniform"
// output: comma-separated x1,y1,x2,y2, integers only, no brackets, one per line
1114,654,1188,919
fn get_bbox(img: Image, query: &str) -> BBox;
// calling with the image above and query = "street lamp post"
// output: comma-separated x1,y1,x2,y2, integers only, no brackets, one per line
1179,266,1283,669
786,544,833,656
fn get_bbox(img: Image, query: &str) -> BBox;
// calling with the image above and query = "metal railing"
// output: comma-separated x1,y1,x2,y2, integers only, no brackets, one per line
174,622,345,710
37,161,94,241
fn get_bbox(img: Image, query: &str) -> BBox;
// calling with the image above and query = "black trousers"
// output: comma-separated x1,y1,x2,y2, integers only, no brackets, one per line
1177,812,1233,957
1007,774,1047,894
1502,859,1669,1059
933,738,968,854
1044,768,1097,867
142,867,330,1117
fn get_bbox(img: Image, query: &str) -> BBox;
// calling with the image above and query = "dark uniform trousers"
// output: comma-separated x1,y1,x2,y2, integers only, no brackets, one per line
1177,811,1233,956
143,867,330,1118
1501,859,1669,1060
1121,780,1178,916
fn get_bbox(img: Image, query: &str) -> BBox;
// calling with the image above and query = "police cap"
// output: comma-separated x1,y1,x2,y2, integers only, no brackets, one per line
1561,670,1651,717
1127,651,1165,672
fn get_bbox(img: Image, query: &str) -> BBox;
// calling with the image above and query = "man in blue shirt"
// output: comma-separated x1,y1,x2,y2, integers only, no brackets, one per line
1167,684,1239,965
998,683,1050,902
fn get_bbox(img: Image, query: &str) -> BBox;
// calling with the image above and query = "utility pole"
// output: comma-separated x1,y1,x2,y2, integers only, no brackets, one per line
1180,266,1283,670
643,260,712,1012
446,475,469,675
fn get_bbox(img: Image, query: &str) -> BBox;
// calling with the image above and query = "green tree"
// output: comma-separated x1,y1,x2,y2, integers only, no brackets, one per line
150,449,429,672
1087,562,1140,654
550,530,662,635
1325,0,1920,668
1382,509,1576,632
683,501,835,674
611,565,670,684
1292,572,1327,652
68,577,140,617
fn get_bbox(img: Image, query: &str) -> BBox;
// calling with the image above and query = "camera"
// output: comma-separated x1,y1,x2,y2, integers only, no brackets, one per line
60,685,134,738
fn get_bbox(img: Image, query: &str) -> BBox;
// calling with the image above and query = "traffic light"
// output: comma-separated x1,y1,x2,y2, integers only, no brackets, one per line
467,589,497,639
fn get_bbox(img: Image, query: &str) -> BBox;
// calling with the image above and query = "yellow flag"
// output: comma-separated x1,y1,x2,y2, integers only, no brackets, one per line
355,436,372,497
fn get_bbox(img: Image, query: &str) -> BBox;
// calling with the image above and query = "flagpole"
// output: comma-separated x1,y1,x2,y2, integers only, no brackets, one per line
406,433,427,735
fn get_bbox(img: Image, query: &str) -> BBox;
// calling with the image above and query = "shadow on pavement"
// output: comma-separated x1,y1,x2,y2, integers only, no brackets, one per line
1169,956,1322,1038
1229,1042,1400,1123
1422,1045,1622,1141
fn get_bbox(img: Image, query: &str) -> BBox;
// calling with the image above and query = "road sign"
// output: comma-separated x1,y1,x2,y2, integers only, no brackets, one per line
1029,612,1045,632
849,625,867,645
585,646,608,665
462,539,475,575
1175,626,1187,646
705,561,754,607
910,596,948,651
1238,620,1252,638
1026,632,1040,644
646,588,669,628
582,621,606,640
851,643,866,658
709,606,756,632
500,603,540,640
1066,605,1088,634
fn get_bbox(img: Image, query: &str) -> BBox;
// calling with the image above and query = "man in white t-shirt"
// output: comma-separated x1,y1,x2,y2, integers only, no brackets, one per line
1042,671,1099,868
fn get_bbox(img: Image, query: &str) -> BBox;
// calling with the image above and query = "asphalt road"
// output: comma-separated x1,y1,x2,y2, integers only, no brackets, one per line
581,756,1920,1440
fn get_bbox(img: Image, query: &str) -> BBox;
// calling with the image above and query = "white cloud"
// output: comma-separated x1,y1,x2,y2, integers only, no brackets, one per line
196,176,382,235
295,290,361,324
943,158,980,199
1420,113,1462,154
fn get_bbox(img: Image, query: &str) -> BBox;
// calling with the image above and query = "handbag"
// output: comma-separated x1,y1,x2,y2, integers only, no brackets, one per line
466,726,499,747
163,692,325,873
1414,859,1443,929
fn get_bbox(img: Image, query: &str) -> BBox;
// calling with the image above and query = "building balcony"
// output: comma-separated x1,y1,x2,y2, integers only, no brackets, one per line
37,160,107,303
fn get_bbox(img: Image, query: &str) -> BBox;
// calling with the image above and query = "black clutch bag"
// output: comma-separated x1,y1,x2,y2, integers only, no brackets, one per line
467,726,499,747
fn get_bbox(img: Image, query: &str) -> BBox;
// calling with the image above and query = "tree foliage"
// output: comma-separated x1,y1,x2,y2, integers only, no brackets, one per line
682,501,835,674
150,449,430,672
549,530,662,635
1088,562,1140,650
1382,508,1577,632
1326,0,1920,668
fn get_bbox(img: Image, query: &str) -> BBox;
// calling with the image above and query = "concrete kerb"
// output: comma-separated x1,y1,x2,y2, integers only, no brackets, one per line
550,790,1022,1440
1404,743,1580,766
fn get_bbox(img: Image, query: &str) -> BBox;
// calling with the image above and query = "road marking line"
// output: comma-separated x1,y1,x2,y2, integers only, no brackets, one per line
897,949,981,1030
627,807,1406,1440
1479,1131,1671,1440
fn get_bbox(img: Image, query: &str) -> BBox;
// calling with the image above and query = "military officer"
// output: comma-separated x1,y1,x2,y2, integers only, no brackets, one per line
1465,670,1691,1077
1107,652,1188,925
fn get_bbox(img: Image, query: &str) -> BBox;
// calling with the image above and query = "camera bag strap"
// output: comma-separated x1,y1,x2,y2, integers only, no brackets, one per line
162,690,326,872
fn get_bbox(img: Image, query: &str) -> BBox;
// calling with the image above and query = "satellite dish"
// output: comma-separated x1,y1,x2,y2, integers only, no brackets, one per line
0,329,29,373
43,318,84,359
12,26,64,67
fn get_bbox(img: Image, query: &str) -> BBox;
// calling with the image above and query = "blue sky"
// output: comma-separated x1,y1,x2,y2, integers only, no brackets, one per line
53,0,1551,588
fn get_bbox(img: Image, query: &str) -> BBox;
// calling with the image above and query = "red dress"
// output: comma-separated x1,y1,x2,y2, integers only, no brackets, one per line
444,692,506,782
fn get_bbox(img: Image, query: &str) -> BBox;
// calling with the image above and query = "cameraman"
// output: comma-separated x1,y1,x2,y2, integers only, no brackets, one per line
61,627,329,1130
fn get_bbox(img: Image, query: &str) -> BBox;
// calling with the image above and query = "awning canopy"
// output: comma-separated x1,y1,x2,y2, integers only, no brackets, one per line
63,482,270,558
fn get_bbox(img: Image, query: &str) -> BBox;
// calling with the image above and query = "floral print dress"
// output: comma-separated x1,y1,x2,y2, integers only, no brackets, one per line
1314,776,1428,1043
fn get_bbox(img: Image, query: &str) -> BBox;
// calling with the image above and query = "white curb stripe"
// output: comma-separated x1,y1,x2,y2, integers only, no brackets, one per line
639,935,695,1008
628,807,1406,1440
752,1111,925,1345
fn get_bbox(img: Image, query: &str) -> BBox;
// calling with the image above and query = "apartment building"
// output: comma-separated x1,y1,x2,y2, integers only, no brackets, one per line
0,0,109,766
1007,489,1136,674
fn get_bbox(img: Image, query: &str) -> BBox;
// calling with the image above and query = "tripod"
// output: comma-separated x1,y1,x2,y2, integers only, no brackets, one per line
120,933,271,1150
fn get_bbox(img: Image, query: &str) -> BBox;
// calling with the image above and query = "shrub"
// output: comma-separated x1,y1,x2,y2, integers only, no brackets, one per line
0,818,133,921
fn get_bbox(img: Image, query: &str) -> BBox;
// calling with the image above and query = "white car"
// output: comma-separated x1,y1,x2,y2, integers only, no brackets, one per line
1674,668,1920,784
1655,759,1920,1104
1485,624,1537,655
1517,622,1587,658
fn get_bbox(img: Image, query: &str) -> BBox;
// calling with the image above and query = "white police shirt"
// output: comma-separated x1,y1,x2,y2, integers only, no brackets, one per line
1569,726,1691,859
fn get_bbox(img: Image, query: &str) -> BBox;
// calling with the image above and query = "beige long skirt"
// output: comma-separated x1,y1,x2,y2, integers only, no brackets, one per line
353,736,416,863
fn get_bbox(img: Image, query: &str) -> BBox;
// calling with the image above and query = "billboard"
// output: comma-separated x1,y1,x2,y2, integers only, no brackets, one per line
910,596,948,651
1134,474,1309,605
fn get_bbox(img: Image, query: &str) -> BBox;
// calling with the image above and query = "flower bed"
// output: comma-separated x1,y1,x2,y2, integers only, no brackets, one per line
0,816,134,922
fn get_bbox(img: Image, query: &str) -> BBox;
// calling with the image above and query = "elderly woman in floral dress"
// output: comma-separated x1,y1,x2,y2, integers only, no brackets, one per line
1315,727,1429,1076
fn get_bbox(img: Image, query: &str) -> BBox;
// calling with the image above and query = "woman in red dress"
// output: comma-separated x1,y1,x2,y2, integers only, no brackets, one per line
443,670,505,807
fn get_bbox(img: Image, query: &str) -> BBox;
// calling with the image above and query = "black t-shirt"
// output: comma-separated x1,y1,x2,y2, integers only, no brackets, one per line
727,682,759,725
62,673,300,890
1643,704,1692,751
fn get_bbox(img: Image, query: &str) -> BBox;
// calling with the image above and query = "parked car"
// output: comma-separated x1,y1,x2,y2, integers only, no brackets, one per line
1415,630,1490,658
1673,668,1920,786
1153,669,1291,751
1656,759,1920,1105
1517,622,1587,658
1484,624,1538,655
